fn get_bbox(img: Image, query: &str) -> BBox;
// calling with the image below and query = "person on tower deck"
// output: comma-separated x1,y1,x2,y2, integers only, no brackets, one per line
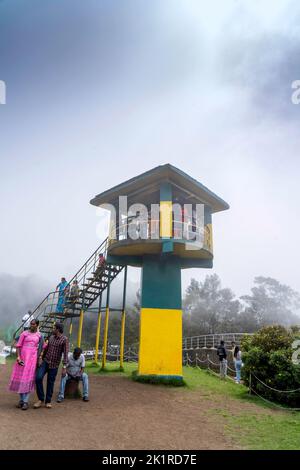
57,347,89,403
34,322,69,409
217,340,228,379
56,277,68,313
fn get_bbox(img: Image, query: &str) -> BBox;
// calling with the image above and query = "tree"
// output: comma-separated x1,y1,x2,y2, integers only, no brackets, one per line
183,274,241,335
240,277,300,328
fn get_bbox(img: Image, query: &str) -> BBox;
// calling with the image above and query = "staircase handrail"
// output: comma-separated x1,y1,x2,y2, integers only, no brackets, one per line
13,236,109,339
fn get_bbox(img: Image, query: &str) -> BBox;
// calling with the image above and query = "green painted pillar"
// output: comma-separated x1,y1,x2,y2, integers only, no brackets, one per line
138,256,183,380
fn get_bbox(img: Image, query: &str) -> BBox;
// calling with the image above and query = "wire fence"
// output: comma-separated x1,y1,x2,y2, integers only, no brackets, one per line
248,372,300,411
83,347,138,363
183,350,300,411
183,352,236,375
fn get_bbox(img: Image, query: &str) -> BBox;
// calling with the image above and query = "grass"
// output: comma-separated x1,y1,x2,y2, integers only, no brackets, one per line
225,412,300,450
85,361,300,449
183,366,300,450
85,360,136,376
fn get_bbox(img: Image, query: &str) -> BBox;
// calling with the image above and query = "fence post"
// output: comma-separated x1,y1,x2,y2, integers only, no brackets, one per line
94,311,102,364
120,266,127,370
101,269,111,370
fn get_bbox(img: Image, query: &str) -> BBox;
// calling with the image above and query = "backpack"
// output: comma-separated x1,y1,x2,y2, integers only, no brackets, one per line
217,345,225,359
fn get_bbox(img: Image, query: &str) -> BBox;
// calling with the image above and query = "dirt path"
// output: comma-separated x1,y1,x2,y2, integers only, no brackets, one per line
0,362,240,450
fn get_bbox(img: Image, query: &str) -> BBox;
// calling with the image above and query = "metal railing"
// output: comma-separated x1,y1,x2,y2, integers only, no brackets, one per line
84,346,138,363
182,333,253,350
13,236,112,338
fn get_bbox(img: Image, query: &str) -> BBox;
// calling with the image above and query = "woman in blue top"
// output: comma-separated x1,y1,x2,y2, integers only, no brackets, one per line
56,277,68,313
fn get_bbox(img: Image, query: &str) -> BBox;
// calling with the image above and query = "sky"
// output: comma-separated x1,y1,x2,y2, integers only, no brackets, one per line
0,0,300,306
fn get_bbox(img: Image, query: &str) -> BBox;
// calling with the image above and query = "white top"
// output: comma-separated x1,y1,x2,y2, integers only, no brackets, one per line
22,313,33,328
66,352,85,377
234,351,242,361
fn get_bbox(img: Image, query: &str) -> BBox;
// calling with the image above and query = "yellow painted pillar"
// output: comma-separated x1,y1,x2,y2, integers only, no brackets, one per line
69,319,73,337
94,312,102,364
101,307,110,369
159,201,173,238
77,309,84,348
119,310,126,369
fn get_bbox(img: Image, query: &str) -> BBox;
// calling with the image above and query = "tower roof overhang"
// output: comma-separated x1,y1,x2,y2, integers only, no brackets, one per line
90,164,229,213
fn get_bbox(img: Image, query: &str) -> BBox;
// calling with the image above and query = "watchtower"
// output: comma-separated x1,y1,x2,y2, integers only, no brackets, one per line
90,164,229,382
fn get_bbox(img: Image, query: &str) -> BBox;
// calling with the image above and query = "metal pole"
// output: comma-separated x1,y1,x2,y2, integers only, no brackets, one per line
77,309,84,347
120,266,127,370
94,293,102,364
101,268,111,370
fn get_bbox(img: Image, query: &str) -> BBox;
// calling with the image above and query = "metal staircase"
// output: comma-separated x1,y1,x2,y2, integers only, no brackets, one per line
13,237,124,338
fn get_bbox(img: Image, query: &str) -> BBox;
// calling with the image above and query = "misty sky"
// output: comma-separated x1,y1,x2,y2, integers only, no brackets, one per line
0,0,300,301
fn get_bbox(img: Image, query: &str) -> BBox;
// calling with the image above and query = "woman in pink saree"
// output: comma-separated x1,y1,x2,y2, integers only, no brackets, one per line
9,319,43,410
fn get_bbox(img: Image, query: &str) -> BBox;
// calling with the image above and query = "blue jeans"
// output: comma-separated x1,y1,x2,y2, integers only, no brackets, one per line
19,393,30,403
219,359,227,378
235,360,242,382
36,361,58,404
58,373,89,399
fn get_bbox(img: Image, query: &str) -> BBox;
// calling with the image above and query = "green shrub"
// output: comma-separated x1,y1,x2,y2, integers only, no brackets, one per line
241,325,300,407
132,371,185,387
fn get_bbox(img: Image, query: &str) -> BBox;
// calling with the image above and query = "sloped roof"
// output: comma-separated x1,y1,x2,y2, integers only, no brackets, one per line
90,164,229,213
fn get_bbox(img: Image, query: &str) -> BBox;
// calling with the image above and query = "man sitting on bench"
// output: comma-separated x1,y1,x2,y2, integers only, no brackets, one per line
57,347,89,402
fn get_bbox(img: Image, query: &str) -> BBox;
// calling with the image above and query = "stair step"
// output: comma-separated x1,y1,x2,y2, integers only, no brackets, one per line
13,255,125,340
83,283,108,288
46,314,65,319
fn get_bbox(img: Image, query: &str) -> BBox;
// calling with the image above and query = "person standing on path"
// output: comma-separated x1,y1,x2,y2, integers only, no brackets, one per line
233,346,242,384
9,319,43,410
217,340,228,379
34,322,68,409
